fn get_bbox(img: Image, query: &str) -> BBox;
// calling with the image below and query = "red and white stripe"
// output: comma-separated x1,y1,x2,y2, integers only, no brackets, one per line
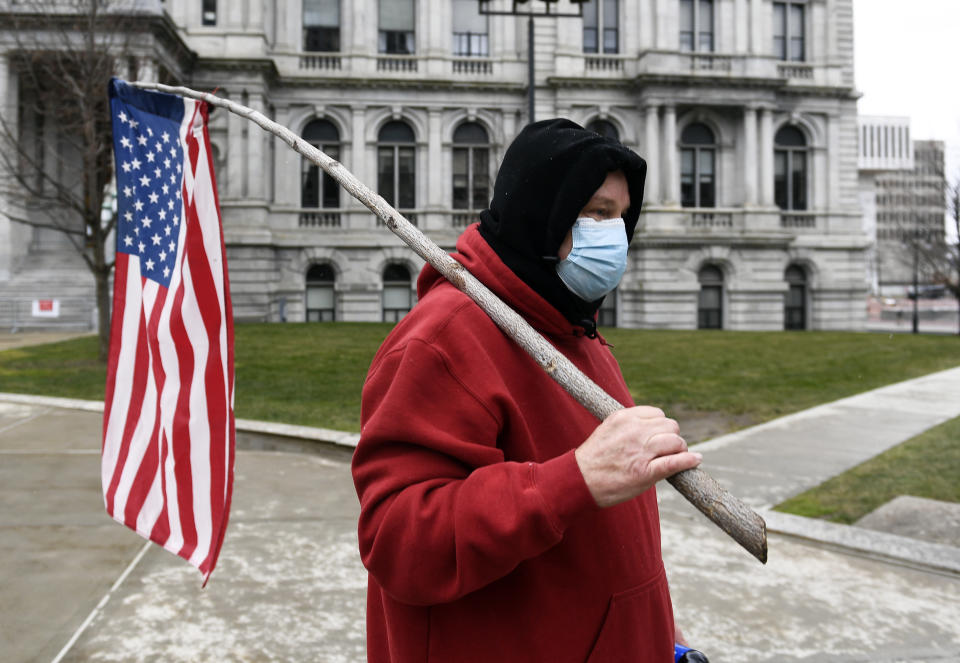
102,98,235,581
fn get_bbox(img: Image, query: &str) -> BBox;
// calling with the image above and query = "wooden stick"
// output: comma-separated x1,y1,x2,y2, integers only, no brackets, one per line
133,81,767,564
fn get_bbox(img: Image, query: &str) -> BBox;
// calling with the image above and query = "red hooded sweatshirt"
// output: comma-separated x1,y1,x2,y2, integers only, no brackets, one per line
352,225,675,662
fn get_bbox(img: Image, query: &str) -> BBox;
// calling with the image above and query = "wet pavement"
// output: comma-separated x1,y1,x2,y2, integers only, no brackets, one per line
1,367,959,662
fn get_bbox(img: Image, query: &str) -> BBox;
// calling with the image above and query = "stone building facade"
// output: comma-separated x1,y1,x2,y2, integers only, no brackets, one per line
857,117,947,296
0,0,868,331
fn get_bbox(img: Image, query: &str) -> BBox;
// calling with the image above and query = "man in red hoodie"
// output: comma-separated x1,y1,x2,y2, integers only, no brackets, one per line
352,119,702,662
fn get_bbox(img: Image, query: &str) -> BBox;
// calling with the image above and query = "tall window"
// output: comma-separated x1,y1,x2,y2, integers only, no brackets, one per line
784,264,807,330
302,119,340,208
202,0,216,25
453,0,489,56
680,123,716,208
306,264,336,321
680,0,714,52
382,264,413,322
379,0,415,54
775,126,808,211
586,119,619,141
598,288,617,327
453,122,490,211
773,2,805,61
697,264,723,329
303,0,340,52
378,121,416,210
582,0,619,54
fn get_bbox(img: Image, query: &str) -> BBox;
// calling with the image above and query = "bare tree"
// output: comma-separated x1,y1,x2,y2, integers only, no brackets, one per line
937,179,960,334
0,0,170,359
877,140,950,333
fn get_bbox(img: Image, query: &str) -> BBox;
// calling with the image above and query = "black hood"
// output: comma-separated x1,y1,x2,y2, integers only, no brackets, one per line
478,118,646,330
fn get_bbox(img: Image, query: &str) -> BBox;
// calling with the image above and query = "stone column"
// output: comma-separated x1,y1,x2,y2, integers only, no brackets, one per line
227,0,245,29
743,105,758,206
643,104,660,205
427,108,443,209
735,0,748,53
349,105,367,210
247,93,265,200
749,0,763,55
662,105,677,206
249,0,263,33
655,0,670,49
272,105,298,209
0,53,16,280
226,91,245,199
827,113,839,209
759,107,774,206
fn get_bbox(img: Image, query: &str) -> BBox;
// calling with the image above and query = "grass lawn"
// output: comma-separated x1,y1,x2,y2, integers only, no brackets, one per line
0,324,958,434
775,414,960,522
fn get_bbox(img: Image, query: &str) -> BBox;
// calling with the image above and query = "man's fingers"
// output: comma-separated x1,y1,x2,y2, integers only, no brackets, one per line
630,406,665,419
650,450,702,480
645,431,688,456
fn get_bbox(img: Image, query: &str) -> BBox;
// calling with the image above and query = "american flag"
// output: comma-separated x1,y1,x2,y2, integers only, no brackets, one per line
102,78,235,582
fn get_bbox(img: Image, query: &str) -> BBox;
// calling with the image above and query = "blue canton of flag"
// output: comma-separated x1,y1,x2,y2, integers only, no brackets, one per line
111,98,185,288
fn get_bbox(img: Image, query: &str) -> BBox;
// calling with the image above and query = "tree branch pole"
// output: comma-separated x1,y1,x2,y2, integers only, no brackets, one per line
133,82,768,564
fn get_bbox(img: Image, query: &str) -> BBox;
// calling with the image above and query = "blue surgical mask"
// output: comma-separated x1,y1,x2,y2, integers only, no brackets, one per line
555,217,628,302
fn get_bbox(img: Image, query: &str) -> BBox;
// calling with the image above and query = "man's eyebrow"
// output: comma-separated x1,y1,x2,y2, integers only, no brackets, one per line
585,195,619,206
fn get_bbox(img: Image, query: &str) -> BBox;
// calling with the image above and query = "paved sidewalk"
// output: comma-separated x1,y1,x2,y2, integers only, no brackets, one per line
2,367,960,662
0,331,94,352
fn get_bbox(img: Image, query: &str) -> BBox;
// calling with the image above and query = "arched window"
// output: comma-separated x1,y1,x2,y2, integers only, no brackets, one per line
697,264,723,329
680,0,714,52
306,263,336,321
378,121,416,211
586,119,619,141
681,123,716,208
452,122,490,211
775,125,807,211
382,263,412,322
582,0,619,54
598,288,617,327
303,0,340,52
302,119,340,209
784,264,807,330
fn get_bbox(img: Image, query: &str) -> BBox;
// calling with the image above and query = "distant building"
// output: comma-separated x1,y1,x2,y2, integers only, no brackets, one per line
0,0,869,331
857,116,945,296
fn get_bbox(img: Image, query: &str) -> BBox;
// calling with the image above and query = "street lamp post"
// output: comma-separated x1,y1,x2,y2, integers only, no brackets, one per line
912,237,920,334
478,0,589,124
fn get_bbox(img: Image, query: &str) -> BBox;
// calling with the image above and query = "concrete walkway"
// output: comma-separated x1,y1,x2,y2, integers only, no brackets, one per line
0,331,95,352
1,368,960,662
